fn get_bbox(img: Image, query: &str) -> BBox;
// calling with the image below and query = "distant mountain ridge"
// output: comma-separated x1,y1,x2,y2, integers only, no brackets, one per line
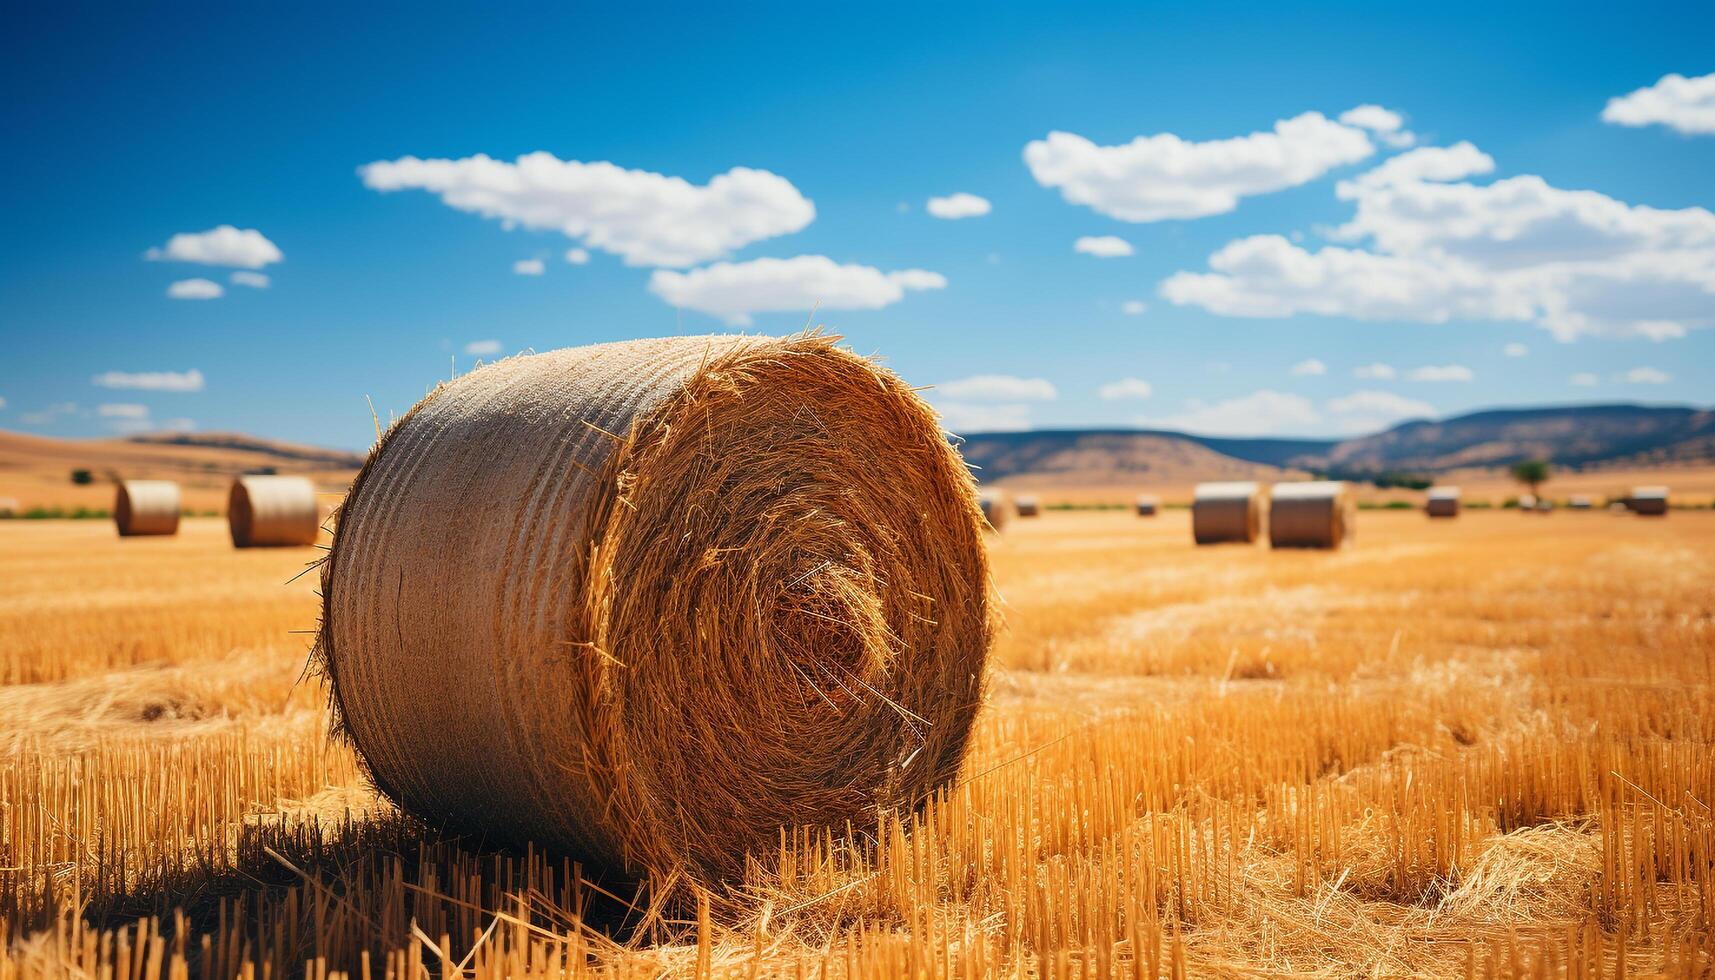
960,404,1715,484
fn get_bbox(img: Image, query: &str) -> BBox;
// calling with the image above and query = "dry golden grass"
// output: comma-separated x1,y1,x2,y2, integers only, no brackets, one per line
2,510,1712,978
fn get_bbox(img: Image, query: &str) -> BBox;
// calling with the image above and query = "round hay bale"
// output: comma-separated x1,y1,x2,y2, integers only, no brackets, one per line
978,489,1012,530
1013,494,1041,518
1630,485,1668,516
1425,486,1460,518
1568,494,1593,510
1135,494,1159,517
114,480,180,537
318,334,993,884
1518,494,1537,512
229,475,321,547
1191,482,1261,545
1268,481,1352,550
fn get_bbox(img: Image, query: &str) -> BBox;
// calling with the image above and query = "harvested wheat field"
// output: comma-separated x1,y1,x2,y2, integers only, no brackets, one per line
2,510,1713,978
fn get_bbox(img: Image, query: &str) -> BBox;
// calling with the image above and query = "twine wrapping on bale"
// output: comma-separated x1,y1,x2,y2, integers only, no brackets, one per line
1191,482,1260,545
114,480,180,537
1630,485,1669,516
1135,494,1159,518
1426,486,1460,518
229,475,321,548
1013,494,1041,518
316,334,993,885
978,489,1012,531
1268,481,1353,550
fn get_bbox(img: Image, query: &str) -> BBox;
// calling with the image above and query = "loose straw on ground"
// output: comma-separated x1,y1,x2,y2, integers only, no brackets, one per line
114,480,180,537
317,334,994,886
1268,481,1352,549
1191,482,1260,545
229,475,320,547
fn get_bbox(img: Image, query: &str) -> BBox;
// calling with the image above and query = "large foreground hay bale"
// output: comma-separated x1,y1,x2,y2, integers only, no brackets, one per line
1135,494,1159,517
1630,485,1669,516
318,335,992,884
1191,482,1261,545
114,480,180,537
1013,494,1041,518
1426,486,1460,518
1268,481,1353,549
229,475,321,547
979,489,1012,530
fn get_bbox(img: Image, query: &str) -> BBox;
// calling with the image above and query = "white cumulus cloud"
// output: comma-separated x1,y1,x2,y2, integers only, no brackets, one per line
1602,72,1715,135
1161,142,1715,341
1098,378,1153,401
1570,372,1599,386
513,258,545,276
1406,364,1475,382
1338,104,1415,147
1290,358,1327,376
1353,363,1396,380
1620,366,1671,384
1336,142,1493,196
1324,389,1436,433
1144,389,1321,437
359,152,814,268
926,192,991,219
464,340,503,356
92,369,204,392
938,375,1058,401
230,271,270,288
146,226,282,268
167,278,223,300
1074,235,1134,258
564,247,590,265
1024,111,1375,222
1120,299,1148,315
647,255,945,326
934,402,1034,433
1504,342,1529,357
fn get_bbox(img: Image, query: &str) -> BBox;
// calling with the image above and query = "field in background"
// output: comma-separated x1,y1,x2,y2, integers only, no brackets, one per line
2,510,1712,977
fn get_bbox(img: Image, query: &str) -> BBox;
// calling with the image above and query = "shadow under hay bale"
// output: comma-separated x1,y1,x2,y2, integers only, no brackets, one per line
1191,482,1260,545
318,334,993,887
1268,481,1353,550
114,480,180,537
229,475,321,547
1426,486,1460,518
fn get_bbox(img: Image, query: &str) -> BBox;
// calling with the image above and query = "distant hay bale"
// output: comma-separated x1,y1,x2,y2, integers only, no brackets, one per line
317,334,992,884
1568,494,1594,510
1135,494,1159,517
1426,486,1460,518
1013,494,1041,518
1191,482,1261,545
979,489,1012,530
114,480,180,537
1518,494,1538,511
1268,481,1353,550
229,475,321,547
1630,485,1669,516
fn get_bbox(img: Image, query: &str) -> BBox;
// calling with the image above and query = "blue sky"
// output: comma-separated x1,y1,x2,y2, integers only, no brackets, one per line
2,2,1712,448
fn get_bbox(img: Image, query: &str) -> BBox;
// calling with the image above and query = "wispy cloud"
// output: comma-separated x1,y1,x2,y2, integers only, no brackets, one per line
938,375,1058,401
464,339,502,356
1097,378,1153,400
167,278,223,300
1290,358,1327,376
926,192,991,219
1406,364,1474,382
1620,366,1670,384
648,255,944,326
1074,235,1133,258
92,369,204,392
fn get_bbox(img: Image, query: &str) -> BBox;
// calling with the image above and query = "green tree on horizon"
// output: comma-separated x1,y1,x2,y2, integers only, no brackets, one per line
1510,458,1551,499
